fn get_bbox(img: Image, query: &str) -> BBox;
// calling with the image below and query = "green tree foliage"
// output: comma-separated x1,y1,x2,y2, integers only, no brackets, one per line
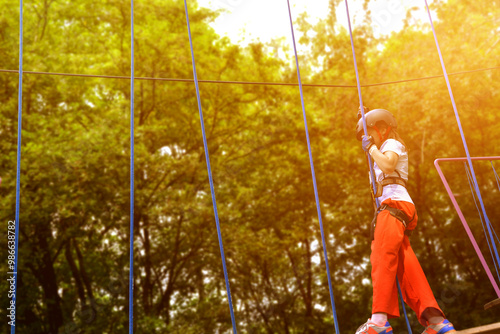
0,0,499,333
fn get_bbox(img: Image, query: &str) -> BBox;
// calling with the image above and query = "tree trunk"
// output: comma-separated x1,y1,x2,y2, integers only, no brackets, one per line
65,240,87,305
36,222,64,333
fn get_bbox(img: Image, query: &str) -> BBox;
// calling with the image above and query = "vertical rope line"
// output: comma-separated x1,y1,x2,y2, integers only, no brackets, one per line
344,0,373,187
129,0,135,332
286,1,340,332
467,164,500,247
396,281,411,330
423,0,500,272
11,1,23,333
435,159,500,297
464,163,500,281
183,1,237,333
344,1,412,332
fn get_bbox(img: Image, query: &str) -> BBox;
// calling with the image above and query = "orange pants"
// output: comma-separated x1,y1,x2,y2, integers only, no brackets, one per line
371,199,444,326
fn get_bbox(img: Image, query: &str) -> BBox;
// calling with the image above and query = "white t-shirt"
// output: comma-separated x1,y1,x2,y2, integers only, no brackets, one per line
373,139,413,204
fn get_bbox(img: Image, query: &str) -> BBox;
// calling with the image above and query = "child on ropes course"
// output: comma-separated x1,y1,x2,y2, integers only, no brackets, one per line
354,108,455,334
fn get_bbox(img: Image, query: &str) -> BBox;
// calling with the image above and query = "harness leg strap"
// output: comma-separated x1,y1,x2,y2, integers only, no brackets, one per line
371,205,413,240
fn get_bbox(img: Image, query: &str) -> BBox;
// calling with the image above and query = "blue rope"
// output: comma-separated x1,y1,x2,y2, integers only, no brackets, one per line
491,161,500,192
423,0,500,273
183,1,237,333
343,0,377,198
464,163,500,245
396,281,411,329
464,163,500,282
11,0,23,333
344,1,412,332
286,1,340,332
129,0,135,332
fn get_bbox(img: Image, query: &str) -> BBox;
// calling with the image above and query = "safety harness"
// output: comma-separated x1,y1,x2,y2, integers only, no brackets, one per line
370,204,415,241
371,170,407,198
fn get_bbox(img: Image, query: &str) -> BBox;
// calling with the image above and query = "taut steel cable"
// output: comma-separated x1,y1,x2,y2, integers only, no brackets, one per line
0,66,498,88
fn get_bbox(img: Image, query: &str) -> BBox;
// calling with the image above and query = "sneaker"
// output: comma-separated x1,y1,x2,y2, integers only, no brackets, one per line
355,319,393,334
422,320,456,334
